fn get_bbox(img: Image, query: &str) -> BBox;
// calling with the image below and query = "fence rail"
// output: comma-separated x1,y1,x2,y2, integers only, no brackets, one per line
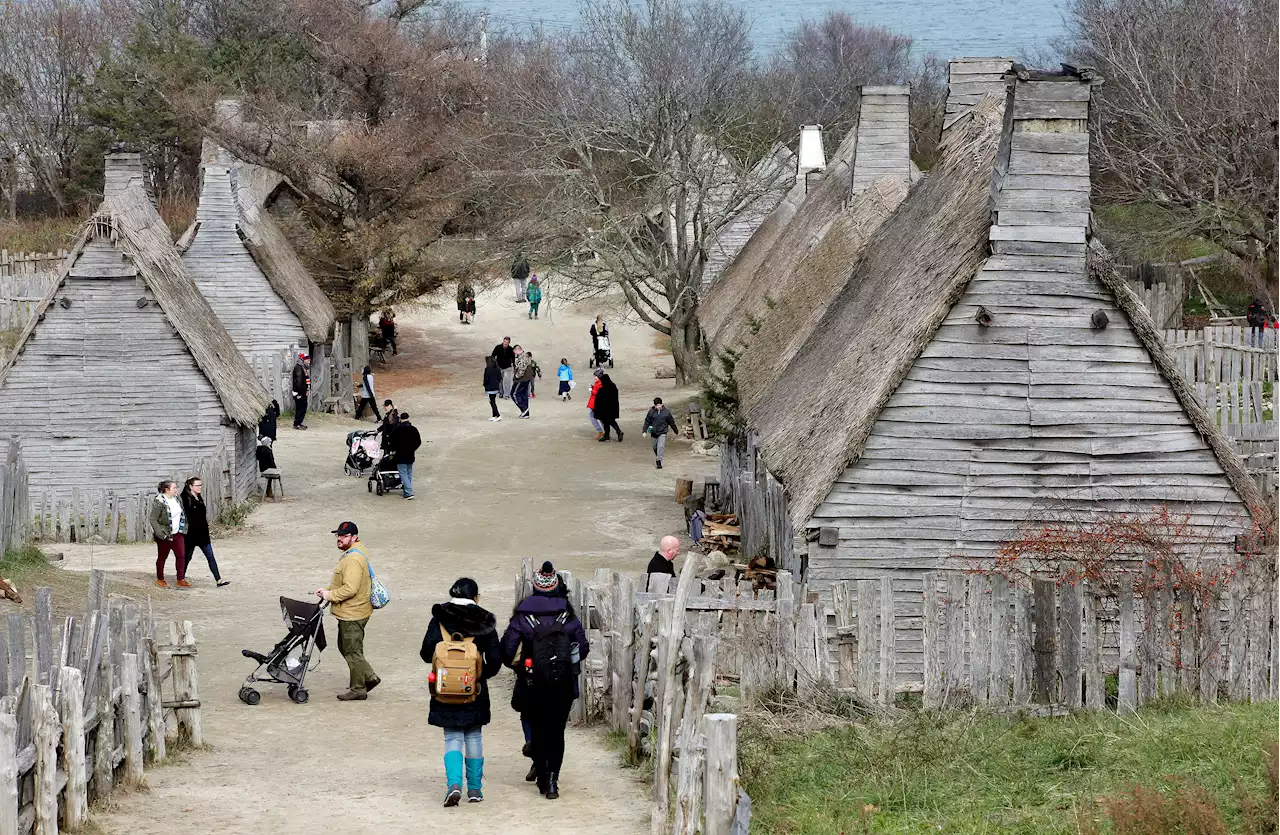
0,572,203,835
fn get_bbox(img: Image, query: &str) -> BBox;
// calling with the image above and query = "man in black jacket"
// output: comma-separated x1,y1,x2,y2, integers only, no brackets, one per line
291,354,310,430
646,535,680,576
491,337,516,399
643,397,679,469
390,413,422,500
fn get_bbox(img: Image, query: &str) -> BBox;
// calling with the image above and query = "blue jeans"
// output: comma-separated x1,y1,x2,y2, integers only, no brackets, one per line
397,462,414,498
512,381,531,414
588,408,602,431
188,541,222,582
444,726,484,758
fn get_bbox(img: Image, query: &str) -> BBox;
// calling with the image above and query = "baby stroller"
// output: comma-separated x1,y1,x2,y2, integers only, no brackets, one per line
368,451,403,496
238,597,327,705
589,334,614,368
344,429,381,477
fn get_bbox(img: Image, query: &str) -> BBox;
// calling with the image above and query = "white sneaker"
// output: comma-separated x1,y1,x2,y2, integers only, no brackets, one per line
493,415,502,422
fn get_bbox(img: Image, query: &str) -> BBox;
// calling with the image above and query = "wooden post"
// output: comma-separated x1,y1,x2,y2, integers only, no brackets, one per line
1031,578,1057,704
121,653,144,785
91,618,112,801
968,575,989,705
611,573,636,732
944,574,966,704
878,577,895,705
673,628,718,835
796,603,820,689
142,639,166,763
1247,561,1268,702
831,581,855,690
0,713,15,835
675,478,693,505
1198,583,1222,704
33,684,57,835
34,588,53,686
9,614,27,692
651,553,700,835
1059,580,1082,710
922,575,942,708
169,622,203,745
627,604,657,757
1082,583,1103,711
988,574,1010,707
856,580,877,700
1118,576,1137,713
774,570,796,693
703,714,738,835
1227,570,1248,701
59,667,87,831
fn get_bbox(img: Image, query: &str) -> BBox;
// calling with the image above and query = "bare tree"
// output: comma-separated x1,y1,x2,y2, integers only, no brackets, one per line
1069,0,1279,295
493,0,790,383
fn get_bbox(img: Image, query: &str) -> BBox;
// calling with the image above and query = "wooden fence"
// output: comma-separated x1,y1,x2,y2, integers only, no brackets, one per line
0,253,63,331
719,434,797,574
27,453,230,545
0,442,29,558
249,347,354,417
1162,325,1278,446
0,572,203,835
833,561,1277,712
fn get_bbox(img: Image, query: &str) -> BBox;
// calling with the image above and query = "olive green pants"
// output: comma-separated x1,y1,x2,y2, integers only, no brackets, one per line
337,618,377,693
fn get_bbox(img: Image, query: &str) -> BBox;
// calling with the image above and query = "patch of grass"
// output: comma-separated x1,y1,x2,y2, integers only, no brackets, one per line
0,215,84,253
739,700,1277,834
216,495,260,530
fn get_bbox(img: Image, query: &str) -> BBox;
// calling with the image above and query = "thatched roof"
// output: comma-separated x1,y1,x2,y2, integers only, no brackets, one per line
749,96,1007,526
735,175,908,411
1087,242,1273,523
700,126,861,350
185,139,336,343
0,183,271,427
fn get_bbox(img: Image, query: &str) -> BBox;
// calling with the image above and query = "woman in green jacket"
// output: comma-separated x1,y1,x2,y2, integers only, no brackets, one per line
148,480,189,588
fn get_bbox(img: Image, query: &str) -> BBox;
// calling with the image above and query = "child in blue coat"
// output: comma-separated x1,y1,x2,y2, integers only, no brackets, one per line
557,359,573,401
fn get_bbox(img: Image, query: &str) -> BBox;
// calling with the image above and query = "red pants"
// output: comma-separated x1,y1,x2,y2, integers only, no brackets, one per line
156,533,186,581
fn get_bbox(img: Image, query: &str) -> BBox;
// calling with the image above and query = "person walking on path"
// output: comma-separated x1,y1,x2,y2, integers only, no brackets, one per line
378,405,399,442
150,480,190,589
180,477,229,587
463,294,476,325
389,413,422,499
356,365,382,420
586,369,604,438
420,577,502,806
291,353,310,430
557,358,573,401
593,373,623,442
316,521,381,701
258,399,280,442
646,535,680,576
511,251,531,302
527,351,542,399
457,281,475,323
527,276,543,319
379,309,399,355
643,397,679,469
501,562,589,800
512,346,534,418
483,356,503,422
492,337,516,399
589,316,608,355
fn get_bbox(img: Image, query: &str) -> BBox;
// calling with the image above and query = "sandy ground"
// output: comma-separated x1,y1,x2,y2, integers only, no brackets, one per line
60,287,714,834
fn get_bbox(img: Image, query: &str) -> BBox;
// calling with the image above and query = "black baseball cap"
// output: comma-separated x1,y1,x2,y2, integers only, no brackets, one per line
331,521,358,536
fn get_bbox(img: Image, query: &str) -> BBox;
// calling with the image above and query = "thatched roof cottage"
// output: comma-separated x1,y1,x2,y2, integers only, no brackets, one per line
0,153,271,509
720,65,1266,687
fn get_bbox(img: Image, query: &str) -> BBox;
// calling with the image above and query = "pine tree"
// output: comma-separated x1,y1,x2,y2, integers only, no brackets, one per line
701,346,745,440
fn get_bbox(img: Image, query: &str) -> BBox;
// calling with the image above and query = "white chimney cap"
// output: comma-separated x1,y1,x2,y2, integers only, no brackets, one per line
798,125,826,172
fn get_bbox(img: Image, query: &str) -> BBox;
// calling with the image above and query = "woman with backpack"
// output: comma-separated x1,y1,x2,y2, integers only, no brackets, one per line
420,577,502,807
501,562,590,800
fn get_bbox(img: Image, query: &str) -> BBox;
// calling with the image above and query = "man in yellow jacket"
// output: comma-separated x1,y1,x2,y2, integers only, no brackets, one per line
316,522,381,701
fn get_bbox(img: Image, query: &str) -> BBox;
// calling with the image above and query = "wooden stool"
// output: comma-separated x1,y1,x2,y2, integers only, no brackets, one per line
703,477,720,509
261,471,284,501
369,346,388,365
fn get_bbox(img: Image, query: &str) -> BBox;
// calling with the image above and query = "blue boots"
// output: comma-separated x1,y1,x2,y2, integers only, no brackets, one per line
443,751,463,807
465,758,484,802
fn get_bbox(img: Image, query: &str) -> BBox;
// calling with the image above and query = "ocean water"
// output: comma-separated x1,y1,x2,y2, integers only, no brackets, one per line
463,0,1067,62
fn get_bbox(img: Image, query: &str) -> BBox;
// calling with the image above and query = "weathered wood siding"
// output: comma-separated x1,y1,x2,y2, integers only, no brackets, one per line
851,86,911,195
702,148,795,291
807,75,1250,683
0,238,249,505
182,166,307,359
945,58,1013,127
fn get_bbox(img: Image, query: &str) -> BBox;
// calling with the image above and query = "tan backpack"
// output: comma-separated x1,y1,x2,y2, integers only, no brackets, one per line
431,632,483,704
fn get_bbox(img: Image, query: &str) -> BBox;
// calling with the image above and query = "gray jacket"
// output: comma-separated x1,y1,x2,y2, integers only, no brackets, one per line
644,406,678,437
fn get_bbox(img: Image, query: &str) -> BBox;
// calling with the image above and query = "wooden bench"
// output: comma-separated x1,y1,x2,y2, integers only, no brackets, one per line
260,471,284,501
369,346,388,366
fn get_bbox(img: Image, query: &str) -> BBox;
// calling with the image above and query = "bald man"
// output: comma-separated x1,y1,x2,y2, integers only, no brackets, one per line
646,535,680,576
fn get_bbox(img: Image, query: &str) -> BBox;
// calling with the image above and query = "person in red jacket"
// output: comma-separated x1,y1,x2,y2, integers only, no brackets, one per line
585,368,604,439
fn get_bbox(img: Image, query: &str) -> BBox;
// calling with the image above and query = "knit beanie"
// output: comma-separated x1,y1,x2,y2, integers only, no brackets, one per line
533,561,560,592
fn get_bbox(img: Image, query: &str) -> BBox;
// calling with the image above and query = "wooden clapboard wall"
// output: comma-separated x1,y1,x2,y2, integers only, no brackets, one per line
805,72,1251,684
945,57,1014,127
0,239,248,507
850,86,911,195
701,146,796,292
182,165,308,359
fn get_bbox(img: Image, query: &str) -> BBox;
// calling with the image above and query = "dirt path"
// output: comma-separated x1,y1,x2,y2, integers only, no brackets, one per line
61,288,711,834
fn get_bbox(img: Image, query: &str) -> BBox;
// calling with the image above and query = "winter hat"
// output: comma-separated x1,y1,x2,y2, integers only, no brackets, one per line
593,368,604,378
533,561,560,592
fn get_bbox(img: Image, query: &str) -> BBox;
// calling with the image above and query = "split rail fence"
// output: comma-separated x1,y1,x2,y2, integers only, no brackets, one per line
832,562,1277,712
0,570,203,835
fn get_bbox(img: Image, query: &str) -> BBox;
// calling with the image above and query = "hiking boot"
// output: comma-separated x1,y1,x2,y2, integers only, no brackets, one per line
365,677,382,693
525,763,538,782
536,770,550,795
444,785,462,807
522,742,532,758
336,690,367,701
176,579,193,588
598,436,610,442
617,430,624,442
467,787,483,802
155,579,169,589
656,460,663,469
545,772,560,800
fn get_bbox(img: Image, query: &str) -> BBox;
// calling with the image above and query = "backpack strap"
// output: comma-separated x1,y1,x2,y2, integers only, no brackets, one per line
346,546,373,579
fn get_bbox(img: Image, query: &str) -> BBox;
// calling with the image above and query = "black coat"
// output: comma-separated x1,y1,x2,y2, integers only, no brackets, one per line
180,492,211,548
501,590,590,711
258,402,280,440
593,378,620,423
492,344,515,369
420,602,502,729
483,364,502,392
291,363,308,399
646,553,675,576
390,423,422,464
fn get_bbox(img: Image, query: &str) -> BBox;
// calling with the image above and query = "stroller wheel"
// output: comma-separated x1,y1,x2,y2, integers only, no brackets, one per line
588,357,595,368
376,481,384,496
344,465,353,476
288,686,310,704
367,479,374,493
609,359,615,368
239,687,261,706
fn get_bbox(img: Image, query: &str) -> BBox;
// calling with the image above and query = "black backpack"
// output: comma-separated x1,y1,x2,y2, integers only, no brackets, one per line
526,612,574,696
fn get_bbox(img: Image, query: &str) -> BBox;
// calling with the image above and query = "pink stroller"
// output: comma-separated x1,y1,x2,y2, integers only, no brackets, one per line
344,429,381,477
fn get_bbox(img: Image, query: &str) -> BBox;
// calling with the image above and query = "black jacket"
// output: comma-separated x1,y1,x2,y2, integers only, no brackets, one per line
1247,300,1268,327
390,422,422,464
511,257,531,281
483,364,502,392
291,363,308,399
492,344,515,369
646,553,675,576
501,590,590,710
258,401,279,440
644,406,678,437
593,378,620,423
180,492,211,549
420,601,502,729
256,445,277,473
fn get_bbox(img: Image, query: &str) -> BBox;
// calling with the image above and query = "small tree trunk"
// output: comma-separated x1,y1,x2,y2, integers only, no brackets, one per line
669,318,702,386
